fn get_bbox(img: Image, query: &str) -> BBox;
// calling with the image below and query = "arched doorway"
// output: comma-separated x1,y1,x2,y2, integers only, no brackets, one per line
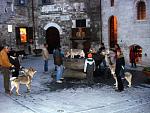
109,16,118,48
46,27,60,53
129,44,142,64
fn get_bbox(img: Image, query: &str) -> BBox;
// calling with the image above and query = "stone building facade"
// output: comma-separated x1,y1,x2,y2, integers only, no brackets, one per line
0,0,35,53
0,0,101,54
101,0,150,66
0,0,150,66
37,0,101,53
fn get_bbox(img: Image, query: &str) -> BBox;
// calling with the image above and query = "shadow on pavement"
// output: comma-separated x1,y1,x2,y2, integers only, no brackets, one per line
44,67,150,92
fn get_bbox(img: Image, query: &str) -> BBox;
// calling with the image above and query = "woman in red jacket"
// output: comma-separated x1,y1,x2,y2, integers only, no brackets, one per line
129,47,137,68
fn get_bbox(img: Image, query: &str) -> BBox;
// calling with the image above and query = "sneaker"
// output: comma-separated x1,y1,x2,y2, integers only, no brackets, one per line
43,71,49,74
60,77,64,80
56,80,62,83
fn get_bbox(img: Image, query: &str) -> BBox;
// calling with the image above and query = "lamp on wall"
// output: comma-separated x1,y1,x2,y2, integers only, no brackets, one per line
8,25,13,47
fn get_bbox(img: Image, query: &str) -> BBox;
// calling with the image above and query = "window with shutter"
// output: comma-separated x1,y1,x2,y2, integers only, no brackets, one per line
137,1,146,20
111,0,114,7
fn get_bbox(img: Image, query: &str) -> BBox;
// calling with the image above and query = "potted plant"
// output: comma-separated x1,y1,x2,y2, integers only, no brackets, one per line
142,67,150,77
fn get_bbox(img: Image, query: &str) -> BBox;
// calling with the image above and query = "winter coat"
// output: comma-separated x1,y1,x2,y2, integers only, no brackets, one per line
115,49,125,77
84,58,95,73
9,56,21,70
0,49,13,68
42,47,49,60
129,48,136,61
9,56,21,77
53,49,63,66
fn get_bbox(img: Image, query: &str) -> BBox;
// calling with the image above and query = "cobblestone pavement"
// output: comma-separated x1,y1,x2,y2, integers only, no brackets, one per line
0,55,150,113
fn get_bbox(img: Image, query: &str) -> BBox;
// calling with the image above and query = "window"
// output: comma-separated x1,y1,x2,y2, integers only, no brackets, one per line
111,0,114,7
76,19,86,27
15,27,33,45
137,1,146,20
42,0,54,5
20,28,27,43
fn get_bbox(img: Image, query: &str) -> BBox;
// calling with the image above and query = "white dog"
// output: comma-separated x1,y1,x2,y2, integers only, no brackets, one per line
65,49,85,58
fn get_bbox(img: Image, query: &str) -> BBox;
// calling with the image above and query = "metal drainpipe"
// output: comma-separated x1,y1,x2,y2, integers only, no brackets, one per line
31,0,36,49
100,0,103,44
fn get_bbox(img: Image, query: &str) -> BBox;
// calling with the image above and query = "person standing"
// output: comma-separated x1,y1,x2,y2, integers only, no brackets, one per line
114,44,125,92
129,46,137,68
53,46,64,83
97,43,107,68
84,53,95,85
9,51,22,77
28,44,32,55
42,43,49,73
0,46,14,94
98,43,106,54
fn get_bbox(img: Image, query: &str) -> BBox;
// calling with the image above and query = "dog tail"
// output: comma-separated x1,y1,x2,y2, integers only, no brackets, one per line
10,77,17,81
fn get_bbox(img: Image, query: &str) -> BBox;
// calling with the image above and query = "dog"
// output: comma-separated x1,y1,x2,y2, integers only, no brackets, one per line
65,49,85,58
109,64,132,87
10,67,37,95
105,50,132,88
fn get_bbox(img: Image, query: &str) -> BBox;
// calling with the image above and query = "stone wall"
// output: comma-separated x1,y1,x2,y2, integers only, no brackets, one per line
0,0,33,52
0,0,101,52
37,0,90,49
101,0,150,66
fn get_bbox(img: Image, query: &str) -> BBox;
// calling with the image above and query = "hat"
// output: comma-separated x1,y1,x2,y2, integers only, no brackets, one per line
88,53,92,58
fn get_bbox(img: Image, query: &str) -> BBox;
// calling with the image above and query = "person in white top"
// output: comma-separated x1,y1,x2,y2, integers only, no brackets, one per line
84,53,95,85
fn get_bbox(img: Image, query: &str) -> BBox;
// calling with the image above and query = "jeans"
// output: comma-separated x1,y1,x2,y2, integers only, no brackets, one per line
44,60,48,72
56,65,63,81
1,68,10,92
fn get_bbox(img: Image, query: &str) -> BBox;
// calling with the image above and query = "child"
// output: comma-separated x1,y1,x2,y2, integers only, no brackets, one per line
84,53,95,85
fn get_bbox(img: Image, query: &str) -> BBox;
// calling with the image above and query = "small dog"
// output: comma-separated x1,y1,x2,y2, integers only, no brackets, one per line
10,67,37,95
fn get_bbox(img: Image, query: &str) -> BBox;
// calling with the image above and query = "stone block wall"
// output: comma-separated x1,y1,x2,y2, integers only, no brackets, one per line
101,0,150,66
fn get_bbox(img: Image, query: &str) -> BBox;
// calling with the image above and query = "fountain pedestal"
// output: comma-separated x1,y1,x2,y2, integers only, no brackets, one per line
63,58,86,79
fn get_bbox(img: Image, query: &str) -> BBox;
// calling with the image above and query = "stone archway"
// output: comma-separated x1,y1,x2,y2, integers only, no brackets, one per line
44,22,62,53
109,16,118,48
44,22,62,35
46,27,60,53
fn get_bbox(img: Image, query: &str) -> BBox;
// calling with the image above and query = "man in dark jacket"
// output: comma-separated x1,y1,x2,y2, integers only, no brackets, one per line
114,44,125,92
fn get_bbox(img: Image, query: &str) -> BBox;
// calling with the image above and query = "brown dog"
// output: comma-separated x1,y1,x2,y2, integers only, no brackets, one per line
10,67,37,95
